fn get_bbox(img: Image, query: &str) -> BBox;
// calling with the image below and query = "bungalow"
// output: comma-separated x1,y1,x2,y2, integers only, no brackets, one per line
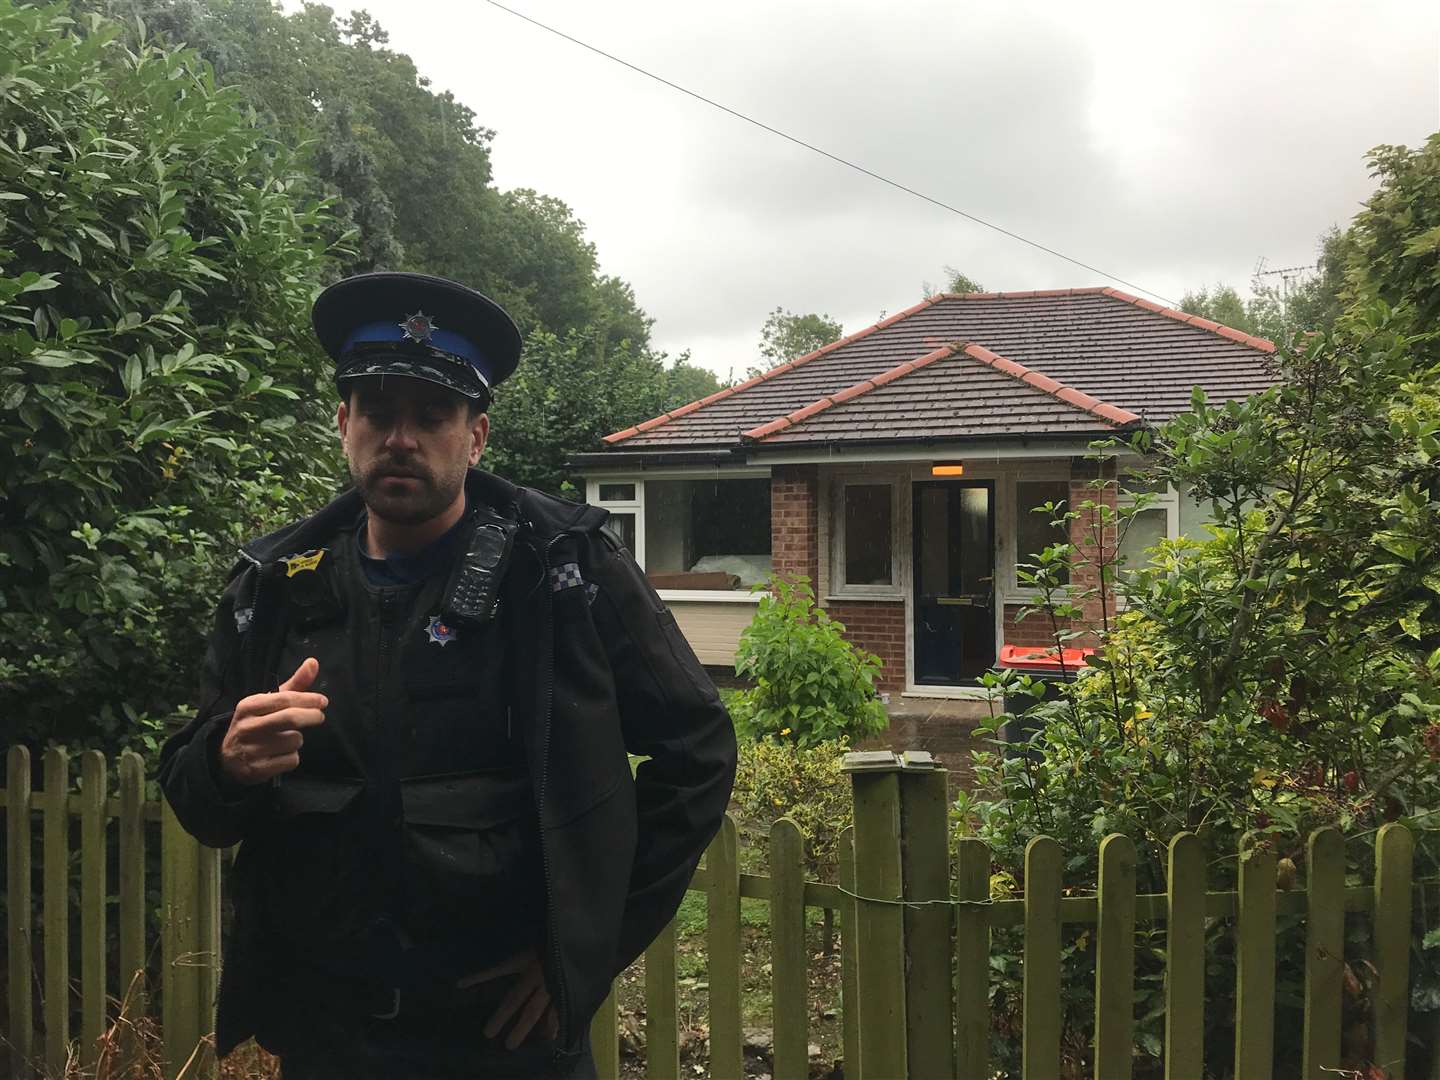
571,287,1276,698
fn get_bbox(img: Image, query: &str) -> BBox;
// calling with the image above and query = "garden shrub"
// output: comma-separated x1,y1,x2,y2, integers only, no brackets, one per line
730,575,888,747
0,2,342,754
729,736,852,883
953,136,1440,1076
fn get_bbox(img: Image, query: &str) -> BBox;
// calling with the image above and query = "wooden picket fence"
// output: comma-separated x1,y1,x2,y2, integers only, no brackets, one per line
1,744,1431,1079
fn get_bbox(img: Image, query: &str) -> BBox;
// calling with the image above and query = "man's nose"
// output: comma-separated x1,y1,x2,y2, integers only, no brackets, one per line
383,419,420,450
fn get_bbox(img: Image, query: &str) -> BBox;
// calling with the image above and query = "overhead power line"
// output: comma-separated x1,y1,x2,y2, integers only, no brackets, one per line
484,0,1179,307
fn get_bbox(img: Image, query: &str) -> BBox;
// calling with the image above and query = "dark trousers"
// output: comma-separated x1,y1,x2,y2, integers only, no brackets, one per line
278,1023,595,1080
270,976,595,1080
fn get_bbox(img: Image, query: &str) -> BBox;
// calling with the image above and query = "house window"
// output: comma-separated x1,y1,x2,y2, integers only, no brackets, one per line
844,484,893,585
588,476,772,591
1014,480,1070,587
592,483,641,559
644,478,771,590
1116,478,1181,578
832,479,899,594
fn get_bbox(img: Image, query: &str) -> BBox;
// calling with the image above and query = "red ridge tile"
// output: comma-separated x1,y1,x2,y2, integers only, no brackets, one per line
606,293,947,443
1100,287,1276,354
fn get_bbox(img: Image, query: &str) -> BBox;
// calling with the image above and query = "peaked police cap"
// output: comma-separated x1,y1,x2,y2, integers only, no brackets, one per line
312,272,522,403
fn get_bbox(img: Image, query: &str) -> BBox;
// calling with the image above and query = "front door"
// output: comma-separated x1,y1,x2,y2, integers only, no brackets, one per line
912,481,995,685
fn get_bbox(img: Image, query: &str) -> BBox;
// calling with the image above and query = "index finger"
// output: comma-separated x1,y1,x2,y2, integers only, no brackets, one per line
238,690,328,718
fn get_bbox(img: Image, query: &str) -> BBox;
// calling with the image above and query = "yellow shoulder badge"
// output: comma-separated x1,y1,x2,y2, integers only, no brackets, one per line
283,549,325,578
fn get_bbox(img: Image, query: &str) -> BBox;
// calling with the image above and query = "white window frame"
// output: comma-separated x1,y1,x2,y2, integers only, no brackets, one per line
585,471,773,601
829,472,905,599
588,479,645,565
1113,481,1181,590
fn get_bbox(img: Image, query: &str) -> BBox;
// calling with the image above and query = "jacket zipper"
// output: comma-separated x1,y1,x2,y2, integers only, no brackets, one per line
538,530,574,1061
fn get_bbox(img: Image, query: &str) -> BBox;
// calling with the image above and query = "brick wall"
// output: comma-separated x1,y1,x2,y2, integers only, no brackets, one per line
1002,603,1068,648
771,464,819,588
1066,459,1118,647
827,600,906,692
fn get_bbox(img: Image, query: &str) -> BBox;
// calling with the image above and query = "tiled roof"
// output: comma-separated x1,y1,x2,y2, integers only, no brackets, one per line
604,288,1276,451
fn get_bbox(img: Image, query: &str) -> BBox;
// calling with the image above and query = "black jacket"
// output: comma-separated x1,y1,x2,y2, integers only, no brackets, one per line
158,469,737,1063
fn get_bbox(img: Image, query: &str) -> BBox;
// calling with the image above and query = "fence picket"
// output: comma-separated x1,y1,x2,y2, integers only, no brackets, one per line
590,984,620,1080
706,814,743,1080
80,750,108,1066
1234,834,1276,1080
1164,832,1205,1080
644,919,679,1080
1094,833,1136,1080
900,767,954,1080
118,751,148,1025
7,745,35,1078
838,825,860,1080
42,747,71,1074
161,797,201,1079
770,818,808,1080
849,766,908,1080
1023,835,1063,1080
1302,827,1344,1079
1375,821,1415,1080
954,837,991,1080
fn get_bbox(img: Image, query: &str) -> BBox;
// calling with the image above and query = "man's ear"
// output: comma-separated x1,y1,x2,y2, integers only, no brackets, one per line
469,412,490,466
336,400,349,449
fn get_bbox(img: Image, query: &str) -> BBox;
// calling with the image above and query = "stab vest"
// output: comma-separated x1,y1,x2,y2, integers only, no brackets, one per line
242,509,544,985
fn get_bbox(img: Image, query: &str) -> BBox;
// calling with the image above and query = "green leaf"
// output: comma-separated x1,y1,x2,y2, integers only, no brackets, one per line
1,383,25,410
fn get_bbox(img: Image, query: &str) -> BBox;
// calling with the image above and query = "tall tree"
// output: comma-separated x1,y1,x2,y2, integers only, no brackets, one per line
757,306,842,370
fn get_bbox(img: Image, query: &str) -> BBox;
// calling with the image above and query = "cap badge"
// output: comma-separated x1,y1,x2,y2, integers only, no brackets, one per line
424,614,458,646
399,310,438,344
283,550,325,578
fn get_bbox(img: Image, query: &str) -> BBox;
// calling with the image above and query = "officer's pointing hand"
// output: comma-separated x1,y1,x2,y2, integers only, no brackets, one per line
219,657,328,786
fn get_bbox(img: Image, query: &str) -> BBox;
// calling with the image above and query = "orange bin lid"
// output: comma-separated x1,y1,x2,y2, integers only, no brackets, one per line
997,644,1095,671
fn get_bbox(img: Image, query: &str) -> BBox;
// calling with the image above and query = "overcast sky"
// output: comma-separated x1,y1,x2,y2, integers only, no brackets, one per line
331,0,1438,378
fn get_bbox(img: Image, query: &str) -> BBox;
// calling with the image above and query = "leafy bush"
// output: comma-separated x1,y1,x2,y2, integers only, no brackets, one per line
730,575,888,747
954,135,1440,1076
0,2,342,753
729,736,852,882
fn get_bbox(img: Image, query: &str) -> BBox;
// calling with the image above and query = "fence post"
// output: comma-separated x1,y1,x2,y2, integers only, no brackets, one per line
644,918,679,1080
705,814,743,1079
1374,822,1414,1080
7,744,35,1078
1094,833,1137,1080
770,818,808,1080
899,757,954,1080
79,750,108,1067
1234,832,1276,1080
118,752,148,1037
954,837,990,1080
589,984,620,1080
838,825,861,1080
1165,832,1205,1080
1023,835,1063,1080
42,747,71,1075
161,798,203,1079
1302,827,1344,1079
844,751,908,1080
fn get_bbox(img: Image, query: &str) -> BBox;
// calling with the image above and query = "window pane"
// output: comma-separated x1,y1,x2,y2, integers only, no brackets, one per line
1015,480,1069,585
605,512,636,553
597,482,636,502
1117,507,1168,575
844,484,892,586
644,478,771,589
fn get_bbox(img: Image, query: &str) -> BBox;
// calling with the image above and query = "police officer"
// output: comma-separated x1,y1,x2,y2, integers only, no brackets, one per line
158,273,737,1079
